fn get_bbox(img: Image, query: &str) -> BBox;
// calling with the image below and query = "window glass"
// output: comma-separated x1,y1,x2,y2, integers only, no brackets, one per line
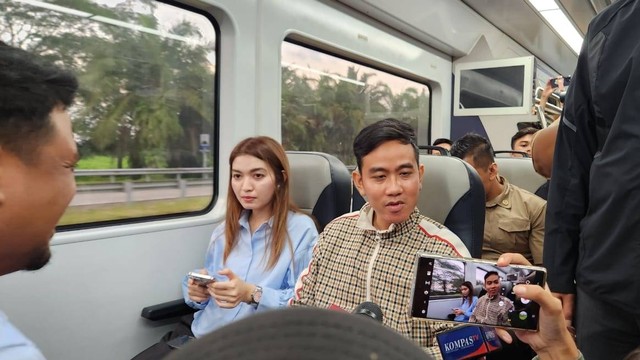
1,0,217,226
281,41,430,166
431,258,465,296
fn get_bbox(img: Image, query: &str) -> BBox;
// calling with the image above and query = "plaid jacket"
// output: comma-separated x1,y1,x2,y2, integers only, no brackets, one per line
290,204,471,357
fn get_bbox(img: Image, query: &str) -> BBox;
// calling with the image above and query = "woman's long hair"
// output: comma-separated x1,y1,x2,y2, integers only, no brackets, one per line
224,136,298,269
460,281,474,307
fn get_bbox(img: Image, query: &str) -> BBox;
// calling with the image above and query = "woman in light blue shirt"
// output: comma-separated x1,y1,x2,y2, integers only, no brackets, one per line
133,137,318,359
453,281,478,322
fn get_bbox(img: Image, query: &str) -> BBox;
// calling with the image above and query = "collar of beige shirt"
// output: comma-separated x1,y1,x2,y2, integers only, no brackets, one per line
486,175,513,209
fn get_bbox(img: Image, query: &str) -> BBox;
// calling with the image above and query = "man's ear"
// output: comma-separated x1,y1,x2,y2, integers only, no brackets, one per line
488,162,498,181
352,169,365,197
418,163,425,189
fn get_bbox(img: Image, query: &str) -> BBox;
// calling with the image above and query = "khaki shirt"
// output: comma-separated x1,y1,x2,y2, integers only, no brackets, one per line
483,176,546,264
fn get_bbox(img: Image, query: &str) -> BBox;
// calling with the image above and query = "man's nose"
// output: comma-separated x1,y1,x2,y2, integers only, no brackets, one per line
386,175,402,195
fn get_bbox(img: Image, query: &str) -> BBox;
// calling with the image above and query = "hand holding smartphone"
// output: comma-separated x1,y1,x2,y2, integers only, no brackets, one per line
410,253,546,331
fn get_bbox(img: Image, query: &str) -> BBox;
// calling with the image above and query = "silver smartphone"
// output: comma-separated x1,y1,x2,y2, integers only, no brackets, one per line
188,272,215,286
409,253,546,331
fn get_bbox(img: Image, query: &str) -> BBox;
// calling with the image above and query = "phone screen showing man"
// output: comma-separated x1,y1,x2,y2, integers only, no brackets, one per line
410,254,546,331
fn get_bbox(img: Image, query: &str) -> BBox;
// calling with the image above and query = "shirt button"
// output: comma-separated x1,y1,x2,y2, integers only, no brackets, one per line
502,200,509,206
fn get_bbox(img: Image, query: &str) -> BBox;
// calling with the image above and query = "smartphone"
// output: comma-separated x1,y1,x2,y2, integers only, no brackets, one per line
167,335,194,349
550,76,571,88
188,272,215,286
409,253,546,331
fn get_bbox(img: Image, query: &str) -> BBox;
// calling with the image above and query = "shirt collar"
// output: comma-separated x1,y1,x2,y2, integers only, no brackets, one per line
486,176,512,209
355,203,420,235
238,210,274,230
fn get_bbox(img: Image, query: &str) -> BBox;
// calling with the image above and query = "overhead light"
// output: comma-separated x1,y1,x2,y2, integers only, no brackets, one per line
527,0,583,54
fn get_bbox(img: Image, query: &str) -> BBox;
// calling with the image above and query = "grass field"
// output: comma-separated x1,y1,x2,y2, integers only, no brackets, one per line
77,155,129,169
58,196,212,225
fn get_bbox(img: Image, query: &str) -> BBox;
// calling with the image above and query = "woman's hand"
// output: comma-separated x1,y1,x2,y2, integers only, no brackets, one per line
187,268,211,303
209,268,255,308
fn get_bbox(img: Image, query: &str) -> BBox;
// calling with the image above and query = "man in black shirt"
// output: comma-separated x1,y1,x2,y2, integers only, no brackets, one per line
545,1,640,358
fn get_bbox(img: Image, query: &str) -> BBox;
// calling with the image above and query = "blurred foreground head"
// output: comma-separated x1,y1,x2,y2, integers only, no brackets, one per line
0,42,78,276
531,121,559,179
165,307,432,360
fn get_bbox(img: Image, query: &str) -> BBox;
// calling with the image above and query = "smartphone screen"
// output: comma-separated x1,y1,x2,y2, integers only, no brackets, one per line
410,253,546,331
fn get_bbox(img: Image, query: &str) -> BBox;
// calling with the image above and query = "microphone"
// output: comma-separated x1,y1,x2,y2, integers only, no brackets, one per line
352,301,383,323
435,325,502,360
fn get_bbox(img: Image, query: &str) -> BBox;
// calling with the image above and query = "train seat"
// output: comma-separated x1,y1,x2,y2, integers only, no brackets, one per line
494,157,547,195
418,155,484,258
286,151,352,231
351,154,484,258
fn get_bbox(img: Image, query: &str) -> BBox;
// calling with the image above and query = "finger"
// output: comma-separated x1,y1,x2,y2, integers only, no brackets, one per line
496,329,513,344
218,268,237,280
199,268,208,275
514,284,561,314
496,253,531,267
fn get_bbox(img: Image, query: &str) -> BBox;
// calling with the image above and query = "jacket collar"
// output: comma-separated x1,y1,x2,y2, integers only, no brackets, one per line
486,176,512,209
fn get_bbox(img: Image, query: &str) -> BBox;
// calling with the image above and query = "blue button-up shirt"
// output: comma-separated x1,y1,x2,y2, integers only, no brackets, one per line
183,210,317,338
0,311,46,360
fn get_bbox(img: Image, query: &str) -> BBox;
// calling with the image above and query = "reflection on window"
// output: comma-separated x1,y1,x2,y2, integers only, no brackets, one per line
1,0,217,226
281,41,430,166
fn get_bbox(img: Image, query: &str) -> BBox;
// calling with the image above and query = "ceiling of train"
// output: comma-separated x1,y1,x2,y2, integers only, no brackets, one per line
337,0,615,76
462,0,614,74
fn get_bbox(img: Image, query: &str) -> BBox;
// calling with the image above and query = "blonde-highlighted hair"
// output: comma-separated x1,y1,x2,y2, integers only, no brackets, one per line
224,136,298,269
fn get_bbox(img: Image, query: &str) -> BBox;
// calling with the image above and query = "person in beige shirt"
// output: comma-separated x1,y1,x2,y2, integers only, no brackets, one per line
451,133,546,265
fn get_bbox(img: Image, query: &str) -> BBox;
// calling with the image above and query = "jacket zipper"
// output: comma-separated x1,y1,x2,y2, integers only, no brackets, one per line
366,234,381,301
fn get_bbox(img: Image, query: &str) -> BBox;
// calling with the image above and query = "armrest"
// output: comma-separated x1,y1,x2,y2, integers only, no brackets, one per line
141,298,196,321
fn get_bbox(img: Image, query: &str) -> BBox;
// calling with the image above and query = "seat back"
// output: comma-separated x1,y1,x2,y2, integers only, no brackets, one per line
494,157,546,194
419,155,485,258
287,151,352,231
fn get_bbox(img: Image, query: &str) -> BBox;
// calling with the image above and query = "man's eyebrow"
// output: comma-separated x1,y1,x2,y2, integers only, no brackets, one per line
396,163,414,171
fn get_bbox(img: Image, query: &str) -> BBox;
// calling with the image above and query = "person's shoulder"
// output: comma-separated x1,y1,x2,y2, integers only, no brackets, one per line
588,0,635,35
416,215,471,258
510,184,547,208
287,210,317,228
323,210,360,229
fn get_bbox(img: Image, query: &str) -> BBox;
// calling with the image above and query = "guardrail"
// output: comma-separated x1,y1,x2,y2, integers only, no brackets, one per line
74,168,214,204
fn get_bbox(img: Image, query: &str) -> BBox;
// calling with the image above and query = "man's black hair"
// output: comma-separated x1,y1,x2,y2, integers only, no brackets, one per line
510,127,539,149
432,138,452,147
450,133,494,169
484,271,500,281
353,118,419,171
0,41,78,163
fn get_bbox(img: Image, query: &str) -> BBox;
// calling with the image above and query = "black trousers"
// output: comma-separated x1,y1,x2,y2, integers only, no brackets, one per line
131,315,195,360
576,287,640,359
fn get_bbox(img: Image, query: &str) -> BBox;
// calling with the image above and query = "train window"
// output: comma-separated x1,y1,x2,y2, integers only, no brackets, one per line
281,41,430,166
1,0,218,227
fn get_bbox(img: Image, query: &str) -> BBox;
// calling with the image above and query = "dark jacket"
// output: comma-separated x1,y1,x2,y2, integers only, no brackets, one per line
545,0,640,312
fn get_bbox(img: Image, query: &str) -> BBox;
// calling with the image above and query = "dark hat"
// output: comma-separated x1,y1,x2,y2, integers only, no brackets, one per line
164,307,432,360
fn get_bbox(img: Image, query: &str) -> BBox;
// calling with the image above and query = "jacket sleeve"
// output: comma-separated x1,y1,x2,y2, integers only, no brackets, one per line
544,31,599,294
288,234,323,307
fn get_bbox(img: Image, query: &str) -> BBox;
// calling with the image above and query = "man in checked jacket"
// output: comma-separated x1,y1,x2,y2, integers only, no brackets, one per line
290,118,471,357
